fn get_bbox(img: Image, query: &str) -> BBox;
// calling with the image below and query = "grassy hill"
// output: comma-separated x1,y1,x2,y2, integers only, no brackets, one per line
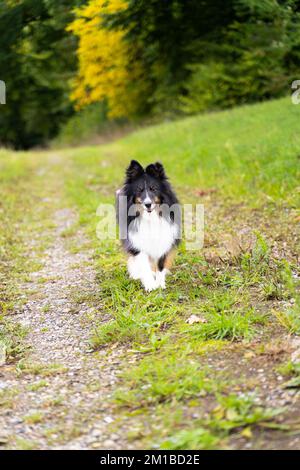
67,96,299,201
0,97,299,449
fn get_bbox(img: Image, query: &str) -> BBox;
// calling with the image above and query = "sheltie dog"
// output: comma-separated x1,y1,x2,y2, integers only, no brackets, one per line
116,160,181,291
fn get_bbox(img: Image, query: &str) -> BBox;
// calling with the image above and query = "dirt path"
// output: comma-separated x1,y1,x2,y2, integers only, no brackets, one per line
0,169,126,449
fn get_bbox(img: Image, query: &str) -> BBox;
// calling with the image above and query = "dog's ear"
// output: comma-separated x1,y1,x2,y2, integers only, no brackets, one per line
126,160,144,181
145,162,167,180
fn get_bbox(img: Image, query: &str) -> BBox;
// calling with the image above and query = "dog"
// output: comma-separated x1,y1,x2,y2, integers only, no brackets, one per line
116,160,181,291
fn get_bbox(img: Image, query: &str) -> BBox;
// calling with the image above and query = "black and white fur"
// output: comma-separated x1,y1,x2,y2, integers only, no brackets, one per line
117,160,180,291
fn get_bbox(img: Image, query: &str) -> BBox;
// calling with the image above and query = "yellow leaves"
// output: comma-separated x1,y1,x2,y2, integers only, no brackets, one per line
244,350,255,359
67,0,142,118
240,426,253,439
212,404,225,421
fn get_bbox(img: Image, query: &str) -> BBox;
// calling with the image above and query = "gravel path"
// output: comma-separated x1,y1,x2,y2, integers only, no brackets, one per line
0,207,126,449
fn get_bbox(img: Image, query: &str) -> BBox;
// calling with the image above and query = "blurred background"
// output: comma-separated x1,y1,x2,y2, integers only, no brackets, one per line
0,0,300,150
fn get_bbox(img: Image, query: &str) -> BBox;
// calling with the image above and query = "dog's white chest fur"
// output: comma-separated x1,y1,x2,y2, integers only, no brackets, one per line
129,212,177,260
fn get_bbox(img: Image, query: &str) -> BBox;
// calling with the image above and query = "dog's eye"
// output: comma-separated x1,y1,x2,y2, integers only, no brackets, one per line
149,186,156,192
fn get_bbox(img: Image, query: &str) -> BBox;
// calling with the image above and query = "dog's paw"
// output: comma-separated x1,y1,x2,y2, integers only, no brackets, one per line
128,272,140,280
143,277,158,292
156,271,166,289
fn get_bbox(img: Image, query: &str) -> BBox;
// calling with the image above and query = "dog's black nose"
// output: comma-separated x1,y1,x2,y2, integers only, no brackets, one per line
145,203,151,209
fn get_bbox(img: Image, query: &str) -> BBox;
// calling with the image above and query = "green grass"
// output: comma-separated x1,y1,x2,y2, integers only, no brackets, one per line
0,321,29,363
278,361,300,389
210,393,283,431
14,437,38,450
187,308,263,341
0,388,19,409
27,380,48,392
0,150,41,361
160,427,221,450
273,297,300,335
120,97,300,205
115,355,216,407
0,149,64,364
64,96,299,206
23,411,44,425
159,393,283,450
16,361,68,377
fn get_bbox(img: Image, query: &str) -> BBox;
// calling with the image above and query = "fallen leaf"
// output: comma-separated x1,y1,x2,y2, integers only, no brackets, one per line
212,405,225,420
226,408,239,421
186,314,207,325
241,427,253,439
244,351,255,359
195,188,217,197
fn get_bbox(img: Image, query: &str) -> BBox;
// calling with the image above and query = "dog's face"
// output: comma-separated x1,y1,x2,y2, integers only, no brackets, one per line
125,160,167,213
132,174,161,213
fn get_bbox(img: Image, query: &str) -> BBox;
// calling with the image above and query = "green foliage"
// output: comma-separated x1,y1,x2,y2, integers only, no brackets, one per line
188,309,262,342
16,361,68,377
116,356,214,406
274,297,300,335
104,0,234,116
160,428,220,450
54,101,129,147
119,97,300,206
54,103,109,147
0,0,82,149
181,0,300,113
240,233,271,281
157,392,284,449
277,360,300,378
0,320,28,362
1,0,300,147
211,393,283,431
278,361,300,389
262,259,296,300
105,0,300,117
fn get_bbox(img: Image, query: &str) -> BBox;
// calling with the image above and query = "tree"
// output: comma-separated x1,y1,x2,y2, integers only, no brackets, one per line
181,0,300,113
70,0,235,117
0,0,82,149
101,0,235,115
68,0,149,119
70,0,300,118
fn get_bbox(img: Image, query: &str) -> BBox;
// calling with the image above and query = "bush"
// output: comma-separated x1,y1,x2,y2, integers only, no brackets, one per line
54,103,108,146
180,2,300,114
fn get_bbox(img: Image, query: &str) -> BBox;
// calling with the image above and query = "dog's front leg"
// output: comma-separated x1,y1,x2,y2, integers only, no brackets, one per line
128,253,157,291
139,253,158,292
156,269,167,289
